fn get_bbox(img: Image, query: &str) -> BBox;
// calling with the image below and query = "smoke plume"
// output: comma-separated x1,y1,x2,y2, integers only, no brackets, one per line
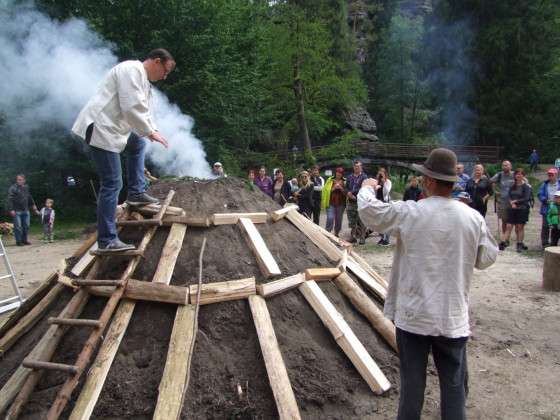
0,1,211,177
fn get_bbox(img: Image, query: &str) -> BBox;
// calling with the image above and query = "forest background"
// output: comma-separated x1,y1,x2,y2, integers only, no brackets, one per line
1,0,560,222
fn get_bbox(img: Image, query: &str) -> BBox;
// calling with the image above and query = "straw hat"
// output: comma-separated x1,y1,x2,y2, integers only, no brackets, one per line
412,148,460,182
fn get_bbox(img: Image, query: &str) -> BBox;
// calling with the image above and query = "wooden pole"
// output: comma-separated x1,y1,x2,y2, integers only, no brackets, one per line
238,218,281,278
543,246,560,291
248,295,301,420
333,273,397,352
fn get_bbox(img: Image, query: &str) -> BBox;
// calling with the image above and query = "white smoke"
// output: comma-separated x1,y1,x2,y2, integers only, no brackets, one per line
0,1,211,178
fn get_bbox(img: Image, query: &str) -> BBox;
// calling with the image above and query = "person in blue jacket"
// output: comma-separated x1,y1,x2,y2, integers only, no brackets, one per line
537,168,560,248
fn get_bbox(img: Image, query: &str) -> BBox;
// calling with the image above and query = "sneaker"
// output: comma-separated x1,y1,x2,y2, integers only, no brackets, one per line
499,241,506,251
518,242,528,251
380,239,390,246
97,239,135,253
505,240,510,247
126,192,160,206
377,238,384,245
359,238,366,245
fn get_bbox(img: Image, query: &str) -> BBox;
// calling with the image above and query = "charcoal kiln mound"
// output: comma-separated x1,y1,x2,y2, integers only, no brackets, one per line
0,177,399,419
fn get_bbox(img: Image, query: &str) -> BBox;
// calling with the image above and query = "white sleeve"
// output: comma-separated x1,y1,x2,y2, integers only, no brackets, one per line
116,66,156,137
358,186,410,236
383,179,392,202
475,219,499,269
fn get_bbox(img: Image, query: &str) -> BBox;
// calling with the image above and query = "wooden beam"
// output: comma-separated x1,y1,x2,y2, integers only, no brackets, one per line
73,279,124,287
248,295,301,420
153,305,197,420
189,277,256,305
116,219,162,227
238,218,281,278
48,318,102,328
88,280,188,305
213,212,268,225
299,281,391,395
71,243,97,276
257,274,305,298
333,273,397,352
22,360,78,374
90,248,143,257
346,258,387,302
70,216,185,420
162,215,211,227
0,283,65,354
269,205,298,222
153,223,187,284
122,203,184,217
304,267,343,281
285,210,342,262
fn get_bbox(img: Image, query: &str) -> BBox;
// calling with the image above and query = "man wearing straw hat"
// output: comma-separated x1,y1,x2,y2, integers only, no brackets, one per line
358,148,498,420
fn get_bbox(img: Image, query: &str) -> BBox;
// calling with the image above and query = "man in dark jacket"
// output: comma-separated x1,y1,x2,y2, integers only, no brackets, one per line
7,174,39,246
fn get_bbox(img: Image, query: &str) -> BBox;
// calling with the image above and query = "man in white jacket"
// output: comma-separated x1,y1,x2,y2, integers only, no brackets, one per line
358,148,498,420
72,49,175,252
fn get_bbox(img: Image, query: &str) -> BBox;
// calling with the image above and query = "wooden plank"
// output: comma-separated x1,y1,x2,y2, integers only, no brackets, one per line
285,210,342,262
333,273,397,352
162,215,211,227
153,305,197,420
71,243,97,276
70,207,184,420
257,274,305,298
349,251,389,289
22,360,78,374
153,223,187,284
189,277,256,305
248,295,301,420
48,318,101,328
116,219,161,227
123,203,184,217
90,248,143,257
304,267,343,281
87,280,188,305
299,281,391,394
0,283,65,354
238,218,281,278
73,279,124,287
213,212,268,225
270,205,299,222
346,258,387,302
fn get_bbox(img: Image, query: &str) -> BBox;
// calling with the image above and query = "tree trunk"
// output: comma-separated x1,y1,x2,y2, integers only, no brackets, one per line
409,79,419,140
293,59,312,153
543,246,560,291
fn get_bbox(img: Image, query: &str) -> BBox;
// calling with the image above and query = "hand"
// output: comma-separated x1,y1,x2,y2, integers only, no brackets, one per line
9,210,15,217
149,131,169,148
362,178,379,190
346,192,355,199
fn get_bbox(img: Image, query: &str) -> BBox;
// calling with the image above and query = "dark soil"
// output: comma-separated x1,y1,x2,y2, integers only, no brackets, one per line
0,177,399,419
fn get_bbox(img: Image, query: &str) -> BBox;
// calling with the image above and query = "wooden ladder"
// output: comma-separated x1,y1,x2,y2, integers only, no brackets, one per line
6,190,175,420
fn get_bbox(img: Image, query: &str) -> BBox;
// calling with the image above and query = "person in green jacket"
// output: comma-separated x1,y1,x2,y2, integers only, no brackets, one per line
321,167,347,237
547,191,560,246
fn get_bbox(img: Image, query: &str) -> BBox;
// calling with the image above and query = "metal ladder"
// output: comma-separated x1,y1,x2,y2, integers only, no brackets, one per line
0,236,25,314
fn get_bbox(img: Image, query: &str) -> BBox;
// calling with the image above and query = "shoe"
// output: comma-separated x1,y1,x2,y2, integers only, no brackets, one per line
505,240,510,247
377,238,384,245
499,241,506,251
517,242,528,251
380,239,390,246
16,242,23,246
359,238,366,245
126,192,160,206
23,241,32,245
97,239,135,253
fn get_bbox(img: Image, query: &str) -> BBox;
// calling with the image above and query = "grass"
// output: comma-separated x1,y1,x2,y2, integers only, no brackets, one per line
27,219,91,241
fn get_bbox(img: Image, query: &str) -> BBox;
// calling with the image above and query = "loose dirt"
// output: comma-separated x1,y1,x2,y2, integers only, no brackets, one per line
1,176,559,419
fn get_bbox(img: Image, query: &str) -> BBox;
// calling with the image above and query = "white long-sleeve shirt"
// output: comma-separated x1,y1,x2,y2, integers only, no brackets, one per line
72,60,157,153
358,186,498,338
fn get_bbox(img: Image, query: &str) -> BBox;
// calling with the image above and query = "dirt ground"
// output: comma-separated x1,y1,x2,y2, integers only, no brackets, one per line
1,177,559,419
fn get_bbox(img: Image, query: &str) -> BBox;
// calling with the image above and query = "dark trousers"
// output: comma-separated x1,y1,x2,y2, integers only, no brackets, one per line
551,227,560,246
396,328,468,420
541,216,551,246
312,196,321,225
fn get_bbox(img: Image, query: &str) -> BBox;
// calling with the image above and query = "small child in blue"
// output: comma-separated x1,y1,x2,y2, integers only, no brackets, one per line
40,198,55,243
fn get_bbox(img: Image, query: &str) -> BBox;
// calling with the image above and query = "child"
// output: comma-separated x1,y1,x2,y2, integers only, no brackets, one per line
547,191,560,246
40,198,55,243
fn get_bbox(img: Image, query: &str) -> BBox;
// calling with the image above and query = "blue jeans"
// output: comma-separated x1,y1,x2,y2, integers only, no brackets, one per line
89,132,147,247
326,205,345,235
13,211,30,244
396,328,468,420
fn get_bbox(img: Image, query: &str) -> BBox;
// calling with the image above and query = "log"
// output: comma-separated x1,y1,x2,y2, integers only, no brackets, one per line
190,277,256,305
162,215,211,227
270,205,298,222
0,283,65,354
90,248,143,257
346,257,387,302
57,274,79,290
257,274,305,298
238,218,281,278
248,295,301,420
304,267,343,281
116,219,161,227
153,223,187,284
88,280,188,305
213,212,268,225
122,203,184,217
153,305,197,420
73,279,124,287
333,273,397,352
48,318,101,328
22,360,78,374
285,210,342,262
543,246,560,291
299,281,391,394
